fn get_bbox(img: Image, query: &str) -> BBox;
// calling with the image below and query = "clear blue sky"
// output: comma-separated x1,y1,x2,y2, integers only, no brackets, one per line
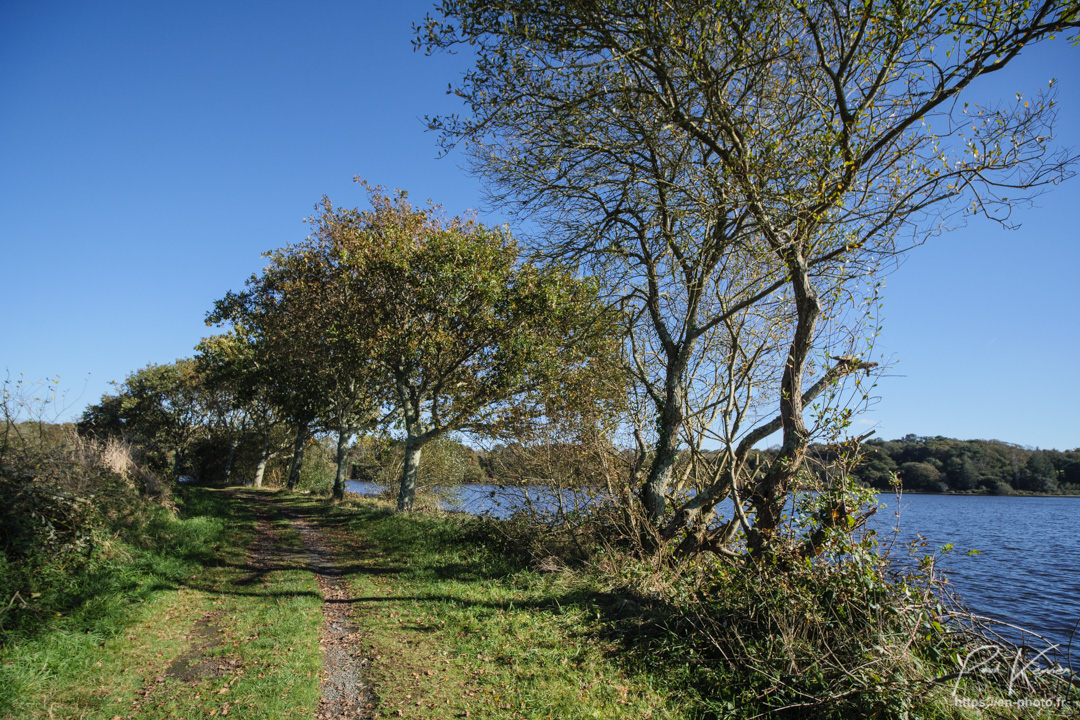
1,2,1077,449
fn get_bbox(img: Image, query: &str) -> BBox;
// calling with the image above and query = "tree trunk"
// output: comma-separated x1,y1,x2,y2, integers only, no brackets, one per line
172,448,183,480
332,424,351,501
397,435,425,512
287,421,309,491
393,377,434,512
642,443,675,526
747,251,820,557
254,431,270,488
641,357,687,525
223,437,237,485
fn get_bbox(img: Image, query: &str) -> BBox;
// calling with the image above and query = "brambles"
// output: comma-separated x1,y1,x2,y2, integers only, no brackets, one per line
1,376,176,639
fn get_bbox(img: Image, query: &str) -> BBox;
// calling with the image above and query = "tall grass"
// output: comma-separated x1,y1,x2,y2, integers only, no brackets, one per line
464,499,1078,719
0,376,192,641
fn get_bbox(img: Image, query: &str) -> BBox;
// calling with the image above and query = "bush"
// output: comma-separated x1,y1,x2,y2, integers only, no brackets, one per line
295,437,336,494
1,377,177,639
349,434,488,508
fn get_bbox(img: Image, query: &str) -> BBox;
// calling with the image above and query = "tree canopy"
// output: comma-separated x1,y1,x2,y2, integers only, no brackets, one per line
211,183,623,510
418,0,1079,559
318,185,621,510
79,360,208,476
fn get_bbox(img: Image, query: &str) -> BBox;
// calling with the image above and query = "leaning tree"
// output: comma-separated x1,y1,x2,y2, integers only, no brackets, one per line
209,207,388,499
321,182,622,511
194,330,291,488
209,252,333,493
417,0,1078,559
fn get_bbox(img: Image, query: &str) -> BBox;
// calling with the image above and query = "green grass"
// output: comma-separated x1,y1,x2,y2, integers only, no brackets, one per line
287,493,684,720
276,493,1079,720
4,488,1075,719
0,488,322,720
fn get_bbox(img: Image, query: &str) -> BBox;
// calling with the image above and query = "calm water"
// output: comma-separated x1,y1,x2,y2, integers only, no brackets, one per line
347,481,1079,664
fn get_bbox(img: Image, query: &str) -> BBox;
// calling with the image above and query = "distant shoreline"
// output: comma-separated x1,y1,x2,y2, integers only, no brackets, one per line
879,490,1080,498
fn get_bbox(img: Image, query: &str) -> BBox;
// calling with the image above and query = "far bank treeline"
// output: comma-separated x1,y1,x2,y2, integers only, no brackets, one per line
847,436,1079,495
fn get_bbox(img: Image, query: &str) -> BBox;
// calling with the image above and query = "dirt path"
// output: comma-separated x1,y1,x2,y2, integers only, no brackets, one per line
270,501,377,720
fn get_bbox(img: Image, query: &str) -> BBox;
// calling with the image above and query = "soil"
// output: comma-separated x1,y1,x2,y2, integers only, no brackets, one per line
163,610,235,683
271,501,377,720
129,495,377,718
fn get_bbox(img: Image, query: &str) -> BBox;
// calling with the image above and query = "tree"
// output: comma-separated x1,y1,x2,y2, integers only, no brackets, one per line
195,332,252,484
947,455,982,492
899,461,944,492
80,360,209,477
418,0,1078,559
329,184,621,511
856,444,898,489
291,200,392,500
209,247,337,492
1063,457,1080,488
209,207,388,499
194,330,289,487
1019,450,1059,493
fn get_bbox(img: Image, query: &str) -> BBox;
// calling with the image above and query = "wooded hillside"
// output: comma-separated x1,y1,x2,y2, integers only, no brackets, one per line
847,436,1079,495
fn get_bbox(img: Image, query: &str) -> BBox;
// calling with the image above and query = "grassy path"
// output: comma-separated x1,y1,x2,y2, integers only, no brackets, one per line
1,489,323,719
270,498,375,718
2,488,685,720
293,494,683,720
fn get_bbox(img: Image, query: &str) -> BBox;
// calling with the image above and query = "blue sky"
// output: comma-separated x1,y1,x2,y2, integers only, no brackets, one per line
1,2,1077,449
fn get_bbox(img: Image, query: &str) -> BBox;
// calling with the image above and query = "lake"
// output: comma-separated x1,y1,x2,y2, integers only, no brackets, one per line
870,493,1079,668
347,480,1079,667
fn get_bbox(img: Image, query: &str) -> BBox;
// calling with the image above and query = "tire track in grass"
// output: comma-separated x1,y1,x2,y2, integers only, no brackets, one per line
272,499,376,720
